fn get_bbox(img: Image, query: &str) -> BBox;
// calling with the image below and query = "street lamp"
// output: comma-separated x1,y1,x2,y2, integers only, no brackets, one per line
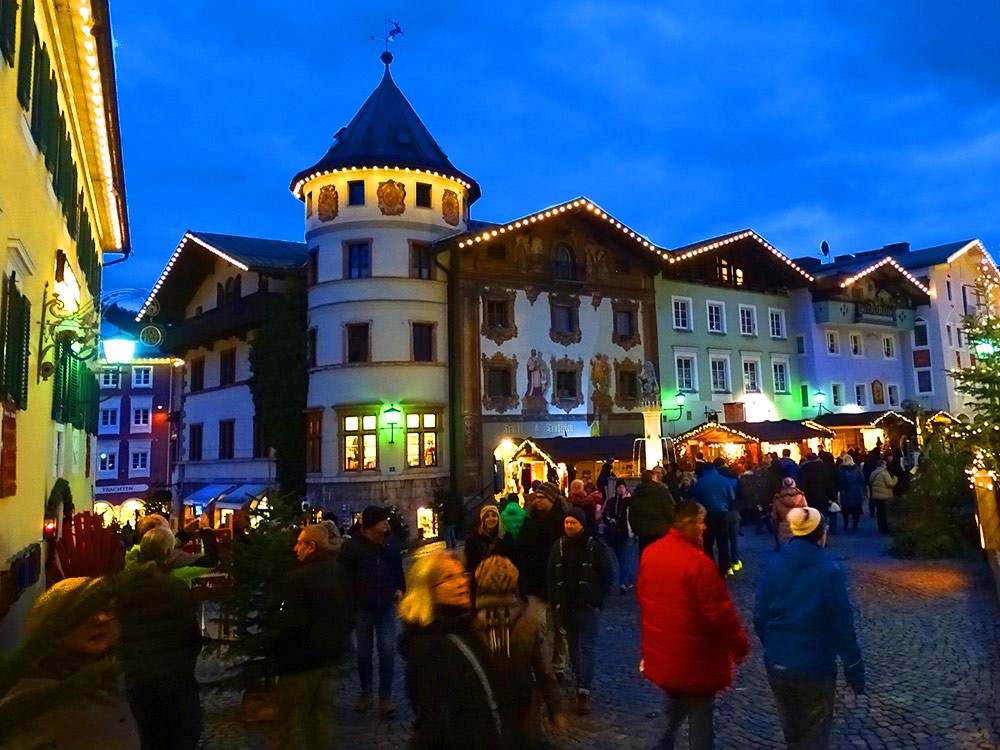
382,404,402,444
813,390,831,416
102,336,136,365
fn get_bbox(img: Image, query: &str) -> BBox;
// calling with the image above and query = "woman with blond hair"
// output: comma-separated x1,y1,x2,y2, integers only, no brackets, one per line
399,551,513,749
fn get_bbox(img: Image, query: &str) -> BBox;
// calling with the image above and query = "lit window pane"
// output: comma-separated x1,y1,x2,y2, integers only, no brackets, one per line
362,415,377,431
344,435,360,471
406,414,420,429
423,433,437,466
407,433,421,467
363,434,378,469
344,416,359,432
423,413,436,429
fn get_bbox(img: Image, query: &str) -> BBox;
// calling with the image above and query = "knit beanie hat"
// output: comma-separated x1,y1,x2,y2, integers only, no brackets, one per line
480,503,500,523
788,507,825,537
841,454,855,466
25,577,111,642
533,482,562,504
499,502,526,541
565,506,586,526
782,477,797,489
474,555,520,607
362,505,390,528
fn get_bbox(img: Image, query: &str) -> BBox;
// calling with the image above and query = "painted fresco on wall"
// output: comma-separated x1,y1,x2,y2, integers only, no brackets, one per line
317,185,339,222
442,189,460,226
377,179,407,216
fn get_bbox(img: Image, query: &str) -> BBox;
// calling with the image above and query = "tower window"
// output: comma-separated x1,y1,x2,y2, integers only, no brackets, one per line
415,182,431,208
348,180,365,205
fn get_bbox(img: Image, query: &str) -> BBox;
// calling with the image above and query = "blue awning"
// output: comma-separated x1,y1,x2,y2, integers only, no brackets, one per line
183,484,236,506
215,484,270,509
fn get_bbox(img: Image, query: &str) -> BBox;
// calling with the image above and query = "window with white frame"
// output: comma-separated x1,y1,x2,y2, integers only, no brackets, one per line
831,383,844,407
849,332,863,357
706,301,725,333
98,451,117,473
914,318,932,394
130,397,153,434
130,448,150,476
887,384,900,407
131,366,152,388
675,353,697,392
769,308,786,339
882,335,896,359
710,356,730,393
100,369,119,388
672,297,692,331
99,405,119,435
826,331,840,355
772,359,789,394
854,383,867,407
742,359,761,393
739,305,757,336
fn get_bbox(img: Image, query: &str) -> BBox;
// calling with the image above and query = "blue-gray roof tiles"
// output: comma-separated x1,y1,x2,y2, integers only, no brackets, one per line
187,231,307,271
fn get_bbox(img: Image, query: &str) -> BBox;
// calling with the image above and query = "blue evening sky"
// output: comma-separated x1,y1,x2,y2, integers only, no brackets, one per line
104,1,1000,293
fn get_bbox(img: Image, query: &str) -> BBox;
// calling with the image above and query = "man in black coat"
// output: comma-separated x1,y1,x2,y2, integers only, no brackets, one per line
339,505,406,717
273,524,354,748
797,452,840,534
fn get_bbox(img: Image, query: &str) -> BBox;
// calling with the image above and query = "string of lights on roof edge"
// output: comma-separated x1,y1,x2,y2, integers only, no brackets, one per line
837,256,931,295
291,165,473,200
135,232,251,321
77,1,123,249
456,198,664,258
666,231,816,282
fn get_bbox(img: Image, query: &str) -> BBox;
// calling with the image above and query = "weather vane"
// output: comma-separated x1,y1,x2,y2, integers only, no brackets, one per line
371,18,403,52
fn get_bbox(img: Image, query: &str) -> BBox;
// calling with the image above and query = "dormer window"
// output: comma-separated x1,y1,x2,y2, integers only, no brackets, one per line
718,258,745,287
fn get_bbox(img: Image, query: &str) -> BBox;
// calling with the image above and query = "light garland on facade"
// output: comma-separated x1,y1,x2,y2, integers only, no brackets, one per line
291,165,472,200
455,198,665,259
666,230,815,282
76,1,123,248
135,232,251,321
838,256,930,295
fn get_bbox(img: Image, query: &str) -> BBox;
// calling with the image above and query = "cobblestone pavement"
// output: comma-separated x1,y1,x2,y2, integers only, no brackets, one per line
200,526,1000,749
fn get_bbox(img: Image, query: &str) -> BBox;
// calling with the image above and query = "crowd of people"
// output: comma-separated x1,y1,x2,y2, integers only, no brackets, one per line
1,442,895,749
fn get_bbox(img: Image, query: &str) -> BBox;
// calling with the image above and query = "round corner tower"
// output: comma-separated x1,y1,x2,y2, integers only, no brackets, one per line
289,52,480,527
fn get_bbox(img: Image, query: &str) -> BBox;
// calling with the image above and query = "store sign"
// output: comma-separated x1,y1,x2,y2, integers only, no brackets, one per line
96,483,149,496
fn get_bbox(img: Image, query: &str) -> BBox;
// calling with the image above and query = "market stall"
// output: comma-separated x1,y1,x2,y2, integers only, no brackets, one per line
504,434,646,495
672,419,835,468
812,410,915,457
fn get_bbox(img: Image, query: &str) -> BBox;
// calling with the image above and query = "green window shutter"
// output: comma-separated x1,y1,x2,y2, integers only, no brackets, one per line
0,273,10,401
0,0,16,66
51,342,65,422
15,0,33,109
17,294,30,410
28,39,42,140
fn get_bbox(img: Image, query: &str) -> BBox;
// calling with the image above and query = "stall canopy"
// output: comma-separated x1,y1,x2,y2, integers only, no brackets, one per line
675,419,834,444
216,483,270,510
512,435,643,464
183,484,237,506
812,410,914,429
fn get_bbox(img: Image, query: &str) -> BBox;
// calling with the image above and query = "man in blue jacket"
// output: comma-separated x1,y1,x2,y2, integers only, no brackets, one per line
691,462,734,576
754,507,866,749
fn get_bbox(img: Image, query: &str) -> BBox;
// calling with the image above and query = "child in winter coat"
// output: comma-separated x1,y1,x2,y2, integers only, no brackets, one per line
771,477,808,548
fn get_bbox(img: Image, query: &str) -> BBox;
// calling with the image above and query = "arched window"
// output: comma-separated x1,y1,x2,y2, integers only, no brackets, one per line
553,244,576,280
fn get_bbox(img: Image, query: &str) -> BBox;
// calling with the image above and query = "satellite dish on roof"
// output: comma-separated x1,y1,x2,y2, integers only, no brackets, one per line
821,240,830,257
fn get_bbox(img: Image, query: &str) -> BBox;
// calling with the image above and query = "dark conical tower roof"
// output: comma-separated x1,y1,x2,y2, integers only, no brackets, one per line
290,53,481,202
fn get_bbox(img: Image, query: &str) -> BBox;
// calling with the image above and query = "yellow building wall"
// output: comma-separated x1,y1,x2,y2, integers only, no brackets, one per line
0,3,124,652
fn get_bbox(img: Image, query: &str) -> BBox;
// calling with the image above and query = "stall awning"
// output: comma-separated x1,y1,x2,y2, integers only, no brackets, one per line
183,484,237,506
675,419,834,444
512,435,643,465
215,483,270,509
812,410,914,429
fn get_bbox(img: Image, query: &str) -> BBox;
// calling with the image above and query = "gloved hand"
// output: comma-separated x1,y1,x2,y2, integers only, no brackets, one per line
845,660,866,695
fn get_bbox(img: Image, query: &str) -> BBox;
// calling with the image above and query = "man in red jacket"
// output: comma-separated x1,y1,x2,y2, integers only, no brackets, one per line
637,501,750,749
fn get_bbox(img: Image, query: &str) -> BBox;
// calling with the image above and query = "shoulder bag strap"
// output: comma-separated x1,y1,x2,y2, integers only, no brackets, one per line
446,633,503,741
